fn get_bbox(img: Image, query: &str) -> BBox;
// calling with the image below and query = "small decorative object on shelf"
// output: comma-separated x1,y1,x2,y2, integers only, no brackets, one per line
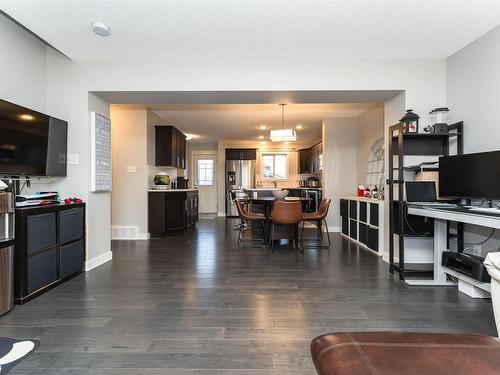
64,197,83,204
357,185,365,197
427,107,450,134
400,109,420,133
364,186,371,197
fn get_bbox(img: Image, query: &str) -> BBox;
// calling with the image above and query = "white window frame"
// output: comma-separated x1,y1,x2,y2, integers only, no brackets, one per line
197,158,215,186
261,153,288,180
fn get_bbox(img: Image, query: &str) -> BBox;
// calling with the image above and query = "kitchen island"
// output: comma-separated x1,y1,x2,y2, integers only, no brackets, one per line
148,189,198,236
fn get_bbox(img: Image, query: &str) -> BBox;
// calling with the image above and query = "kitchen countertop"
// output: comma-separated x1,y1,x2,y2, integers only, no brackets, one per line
148,189,198,192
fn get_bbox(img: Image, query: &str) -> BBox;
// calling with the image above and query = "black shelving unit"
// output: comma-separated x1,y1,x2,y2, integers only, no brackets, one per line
388,121,463,280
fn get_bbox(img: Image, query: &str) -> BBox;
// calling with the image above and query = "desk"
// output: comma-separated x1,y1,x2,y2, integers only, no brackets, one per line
408,205,498,298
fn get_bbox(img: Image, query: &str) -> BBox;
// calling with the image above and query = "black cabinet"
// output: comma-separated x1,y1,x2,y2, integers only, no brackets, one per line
359,202,367,223
299,148,313,174
359,223,367,245
298,142,322,174
340,199,348,217
367,226,379,252
148,191,199,236
349,219,357,239
341,216,349,236
155,126,187,169
15,203,86,304
369,203,379,227
349,200,357,220
225,148,257,161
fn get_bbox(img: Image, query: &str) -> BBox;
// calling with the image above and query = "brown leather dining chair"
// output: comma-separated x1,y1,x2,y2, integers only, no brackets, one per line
270,200,303,252
300,198,331,249
235,199,267,247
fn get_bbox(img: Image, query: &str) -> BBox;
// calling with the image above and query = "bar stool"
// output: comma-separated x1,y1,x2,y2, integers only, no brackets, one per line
270,200,302,252
235,199,267,247
300,198,331,249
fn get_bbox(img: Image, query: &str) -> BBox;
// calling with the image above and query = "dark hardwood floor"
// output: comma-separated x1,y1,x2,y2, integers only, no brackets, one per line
2,218,496,374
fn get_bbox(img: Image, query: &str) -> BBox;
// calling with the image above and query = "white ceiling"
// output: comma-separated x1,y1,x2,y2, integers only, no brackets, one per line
1,0,500,61
142,103,380,145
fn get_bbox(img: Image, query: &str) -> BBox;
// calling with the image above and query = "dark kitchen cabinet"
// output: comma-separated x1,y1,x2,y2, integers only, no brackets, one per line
225,148,257,161
15,203,86,304
148,190,199,236
155,126,187,169
299,148,313,174
298,142,322,174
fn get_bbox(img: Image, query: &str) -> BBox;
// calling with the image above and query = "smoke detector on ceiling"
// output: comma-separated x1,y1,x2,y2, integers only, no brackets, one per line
92,22,110,37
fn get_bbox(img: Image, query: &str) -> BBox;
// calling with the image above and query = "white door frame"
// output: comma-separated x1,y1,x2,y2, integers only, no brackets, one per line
191,151,218,213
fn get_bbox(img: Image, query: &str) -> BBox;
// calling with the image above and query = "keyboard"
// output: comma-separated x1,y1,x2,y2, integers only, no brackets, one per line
412,202,456,207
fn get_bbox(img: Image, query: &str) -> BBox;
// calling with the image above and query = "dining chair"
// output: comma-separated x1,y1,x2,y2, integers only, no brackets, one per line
235,199,267,247
300,198,331,249
270,200,303,252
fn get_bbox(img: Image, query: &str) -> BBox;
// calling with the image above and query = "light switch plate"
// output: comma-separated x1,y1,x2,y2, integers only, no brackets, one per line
67,153,79,165
127,165,137,173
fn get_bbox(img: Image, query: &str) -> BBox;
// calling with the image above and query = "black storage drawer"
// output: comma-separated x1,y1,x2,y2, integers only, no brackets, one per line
369,203,379,227
349,219,357,240
60,239,84,279
341,216,349,236
27,213,56,254
349,200,357,220
359,202,367,223
340,199,348,217
367,226,379,252
59,208,84,244
359,223,367,245
27,248,57,294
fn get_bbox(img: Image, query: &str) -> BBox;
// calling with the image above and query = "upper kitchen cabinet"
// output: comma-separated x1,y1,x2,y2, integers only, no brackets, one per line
155,126,186,169
299,142,322,174
225,148,257,160
299,148,313,174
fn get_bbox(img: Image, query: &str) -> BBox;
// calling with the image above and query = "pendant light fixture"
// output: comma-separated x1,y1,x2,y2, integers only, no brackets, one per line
269,104,296,142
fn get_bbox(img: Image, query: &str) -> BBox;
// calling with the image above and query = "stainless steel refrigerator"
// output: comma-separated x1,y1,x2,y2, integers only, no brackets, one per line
226,160,255,216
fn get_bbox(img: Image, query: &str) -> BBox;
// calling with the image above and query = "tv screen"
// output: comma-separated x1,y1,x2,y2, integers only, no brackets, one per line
0,99,67,176
439,150,500,199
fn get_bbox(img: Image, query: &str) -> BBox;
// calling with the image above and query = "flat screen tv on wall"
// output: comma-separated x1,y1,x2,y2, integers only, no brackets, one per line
0,99,67,176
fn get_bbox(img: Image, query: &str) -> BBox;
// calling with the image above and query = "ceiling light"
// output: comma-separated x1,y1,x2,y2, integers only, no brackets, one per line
92,22,110,37
269,104,296,142
18,114,35,121
258,125,267,130
258,135,265,139
185,133,194,140
296,125,303,130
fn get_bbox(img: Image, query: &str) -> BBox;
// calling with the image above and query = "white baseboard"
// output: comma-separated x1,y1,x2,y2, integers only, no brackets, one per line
217,212,226,217
85,251,113,272
111,233,149,240
329,226,341,233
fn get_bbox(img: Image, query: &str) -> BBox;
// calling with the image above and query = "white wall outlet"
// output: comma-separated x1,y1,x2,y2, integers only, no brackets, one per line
127,165,137,173
67,153,79,165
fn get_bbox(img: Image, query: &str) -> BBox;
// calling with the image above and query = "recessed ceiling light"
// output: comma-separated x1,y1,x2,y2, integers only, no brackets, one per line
18,114,35,121
92,22,110,37
259,141,266,144
185,133,195,140
258,125,267,130
258,135,265,139
296,125,303,130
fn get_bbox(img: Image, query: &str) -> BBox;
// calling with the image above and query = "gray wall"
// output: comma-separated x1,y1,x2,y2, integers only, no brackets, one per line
447,25,500,255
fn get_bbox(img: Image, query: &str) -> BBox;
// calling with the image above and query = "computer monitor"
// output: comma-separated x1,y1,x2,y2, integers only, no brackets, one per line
405,181,437,202
439,151,500,199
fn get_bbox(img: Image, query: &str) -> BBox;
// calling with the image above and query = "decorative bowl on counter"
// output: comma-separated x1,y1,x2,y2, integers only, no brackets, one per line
154,173,170,186
272,190,289,199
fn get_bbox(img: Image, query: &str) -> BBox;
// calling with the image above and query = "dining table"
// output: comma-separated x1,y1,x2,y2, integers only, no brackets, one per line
247,196,312,248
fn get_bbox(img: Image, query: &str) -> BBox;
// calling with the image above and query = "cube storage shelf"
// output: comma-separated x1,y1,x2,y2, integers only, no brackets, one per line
340,197,384,256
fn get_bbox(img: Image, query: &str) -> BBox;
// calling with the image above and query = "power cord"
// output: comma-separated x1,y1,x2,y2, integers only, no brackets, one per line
403,202,432,236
